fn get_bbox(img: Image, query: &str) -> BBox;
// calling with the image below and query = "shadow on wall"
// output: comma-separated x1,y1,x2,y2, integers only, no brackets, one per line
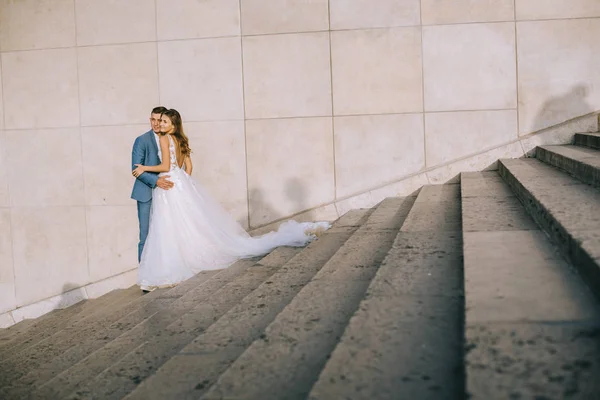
247,178,311,230
248,187,281,229
284,177,325,223
532,84,593,134
285,177,308,213
57,283,86,309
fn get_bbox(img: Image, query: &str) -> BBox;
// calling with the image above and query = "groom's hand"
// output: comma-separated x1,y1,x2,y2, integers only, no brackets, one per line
156,176,174,190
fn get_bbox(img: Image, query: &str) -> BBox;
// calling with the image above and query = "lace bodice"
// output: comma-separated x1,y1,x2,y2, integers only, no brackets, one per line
167,135,182,172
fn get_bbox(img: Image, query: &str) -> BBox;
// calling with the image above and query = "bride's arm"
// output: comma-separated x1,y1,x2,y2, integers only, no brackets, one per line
132,135,171,177
184,156,193,175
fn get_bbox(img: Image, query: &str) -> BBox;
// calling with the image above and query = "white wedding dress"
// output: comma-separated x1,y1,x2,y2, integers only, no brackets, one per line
138,135,330,290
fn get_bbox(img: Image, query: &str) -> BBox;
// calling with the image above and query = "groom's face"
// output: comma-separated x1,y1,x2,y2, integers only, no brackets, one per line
150,113,162,133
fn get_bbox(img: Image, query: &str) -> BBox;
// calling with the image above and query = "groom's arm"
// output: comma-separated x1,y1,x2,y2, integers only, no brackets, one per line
132,138,159,188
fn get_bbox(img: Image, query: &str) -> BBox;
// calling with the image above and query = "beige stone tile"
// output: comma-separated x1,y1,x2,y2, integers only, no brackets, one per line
246,117,334,226
0,0,76,51
0,130,9,207
84,268,136,298
78,43,159,126
0,312,15,328
82,124,146,205
516,0,600,20
520,113,599,155
423,23,517,112
0,62,3,129
158,38,243,121
157,0,239,40
289,204,338,224
186,121,249,228
6,128,85,207
76,0,156,46
12,207,89,307
330,0,420,30
517,19,600,135
241,0,328,35
331,27,422,115
335,192,375,217
422,0,514,25
0,210,16,314
334,114,425,198
11,287,87,321
425,110,518,167
250,204,338,233
427,141,524,184
86,206,138,282
368,172,430,200
243,32,331,119
2,49,79,129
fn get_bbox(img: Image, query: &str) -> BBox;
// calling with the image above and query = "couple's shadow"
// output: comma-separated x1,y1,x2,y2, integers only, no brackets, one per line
530,84,593,134
247,178,308,231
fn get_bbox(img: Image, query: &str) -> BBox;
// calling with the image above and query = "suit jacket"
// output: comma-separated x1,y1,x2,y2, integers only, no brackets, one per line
131,130,161,202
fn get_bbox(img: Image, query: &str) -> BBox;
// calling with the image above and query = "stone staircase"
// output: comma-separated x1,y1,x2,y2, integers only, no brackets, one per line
0,133,599,400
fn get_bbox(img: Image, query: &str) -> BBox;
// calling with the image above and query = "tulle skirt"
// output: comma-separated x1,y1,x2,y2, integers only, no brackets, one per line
137,168,330,290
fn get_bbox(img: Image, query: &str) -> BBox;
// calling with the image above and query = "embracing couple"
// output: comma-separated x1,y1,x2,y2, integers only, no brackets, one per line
131,107,330,292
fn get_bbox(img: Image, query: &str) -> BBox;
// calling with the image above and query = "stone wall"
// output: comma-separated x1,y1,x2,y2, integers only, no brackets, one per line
1,0,599,324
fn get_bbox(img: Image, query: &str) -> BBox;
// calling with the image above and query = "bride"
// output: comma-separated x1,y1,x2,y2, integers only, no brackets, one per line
132,109,330,292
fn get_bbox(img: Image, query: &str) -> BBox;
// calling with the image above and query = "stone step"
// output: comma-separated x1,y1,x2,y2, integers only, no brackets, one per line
57,250,300,400
0,286,141,361
201,197,414,400
0,286,136,352
0,305,84,346
9,272,232,400
0,268,217,392
461,171,600,399
3,264,247,399
123,208,373,400
26,254,283,399
498,158,600,300
574,132,600,150
0,305,68,341
308,184,464,400
536,145,600,188
0,318,35,341
0,286,130,344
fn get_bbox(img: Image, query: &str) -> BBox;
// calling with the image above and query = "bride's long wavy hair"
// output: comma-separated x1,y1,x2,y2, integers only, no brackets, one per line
162,109,192,156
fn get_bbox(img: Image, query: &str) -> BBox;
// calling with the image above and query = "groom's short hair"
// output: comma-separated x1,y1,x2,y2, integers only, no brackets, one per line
152,106,168,115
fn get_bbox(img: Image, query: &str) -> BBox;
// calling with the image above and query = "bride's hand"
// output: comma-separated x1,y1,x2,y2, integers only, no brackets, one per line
132,164,146,178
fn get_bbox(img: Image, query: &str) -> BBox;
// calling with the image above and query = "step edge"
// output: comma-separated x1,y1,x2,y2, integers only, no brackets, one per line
498,159,600,301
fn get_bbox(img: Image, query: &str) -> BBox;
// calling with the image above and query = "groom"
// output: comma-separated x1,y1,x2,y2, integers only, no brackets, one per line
131,106,174,262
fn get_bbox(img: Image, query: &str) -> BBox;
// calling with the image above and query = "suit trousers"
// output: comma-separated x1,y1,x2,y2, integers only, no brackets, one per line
137,199,152,262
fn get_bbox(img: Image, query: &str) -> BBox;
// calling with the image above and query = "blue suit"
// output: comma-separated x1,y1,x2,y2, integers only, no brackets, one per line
131,130,161,261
